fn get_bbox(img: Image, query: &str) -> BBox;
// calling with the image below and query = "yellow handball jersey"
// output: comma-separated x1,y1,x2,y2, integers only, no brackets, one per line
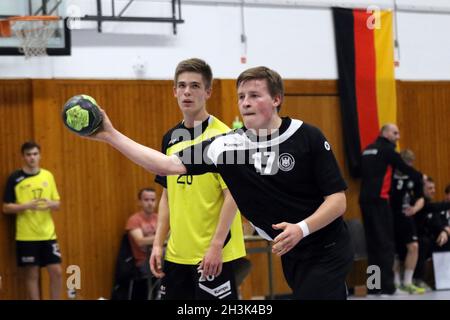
155,116,246,264
3,169,60,241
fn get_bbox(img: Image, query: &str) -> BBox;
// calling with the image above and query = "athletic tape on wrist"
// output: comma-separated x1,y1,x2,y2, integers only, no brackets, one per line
297,220,310,237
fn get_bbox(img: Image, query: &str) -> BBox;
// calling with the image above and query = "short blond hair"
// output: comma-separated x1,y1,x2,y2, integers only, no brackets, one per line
400,149,415,163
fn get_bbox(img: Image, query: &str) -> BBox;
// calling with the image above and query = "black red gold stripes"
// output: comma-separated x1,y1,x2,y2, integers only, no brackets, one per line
333,7,397,177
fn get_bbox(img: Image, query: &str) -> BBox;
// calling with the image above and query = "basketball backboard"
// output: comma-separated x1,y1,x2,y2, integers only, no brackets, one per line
0,0,71,56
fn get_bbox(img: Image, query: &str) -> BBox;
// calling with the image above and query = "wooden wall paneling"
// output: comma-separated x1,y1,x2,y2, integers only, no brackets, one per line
284,80,338,96
217,79,239,128
397,81,450,200
204,79,223,122
0,80,33,300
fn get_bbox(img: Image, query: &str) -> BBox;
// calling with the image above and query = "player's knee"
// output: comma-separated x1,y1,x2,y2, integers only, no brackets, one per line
25,266,40,281
48,264,63,279
407,242,419,254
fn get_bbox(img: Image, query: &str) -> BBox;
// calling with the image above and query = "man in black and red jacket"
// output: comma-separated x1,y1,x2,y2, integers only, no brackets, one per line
359,124,422,295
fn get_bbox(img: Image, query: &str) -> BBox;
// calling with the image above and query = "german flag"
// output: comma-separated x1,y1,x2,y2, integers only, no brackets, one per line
333,7,397,177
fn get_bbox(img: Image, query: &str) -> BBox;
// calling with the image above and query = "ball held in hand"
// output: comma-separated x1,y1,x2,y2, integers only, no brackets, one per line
62,94,103,136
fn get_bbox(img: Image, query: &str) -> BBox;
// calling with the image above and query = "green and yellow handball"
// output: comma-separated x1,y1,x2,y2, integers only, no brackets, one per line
62,95,103,136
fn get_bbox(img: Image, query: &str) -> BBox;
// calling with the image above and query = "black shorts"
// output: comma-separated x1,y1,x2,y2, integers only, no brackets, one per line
281,223,353,300
16,240,62,267
393,211,418,259
160,260,238,300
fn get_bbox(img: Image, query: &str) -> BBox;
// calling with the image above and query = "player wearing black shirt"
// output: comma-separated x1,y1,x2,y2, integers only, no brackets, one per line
85,66,353,299
389,149,424,294
182,117,353,299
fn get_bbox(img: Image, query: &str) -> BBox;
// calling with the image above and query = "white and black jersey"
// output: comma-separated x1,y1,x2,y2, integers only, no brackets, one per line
178,117,347,258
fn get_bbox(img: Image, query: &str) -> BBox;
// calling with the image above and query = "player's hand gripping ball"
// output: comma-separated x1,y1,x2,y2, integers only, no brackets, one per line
62,95,103,136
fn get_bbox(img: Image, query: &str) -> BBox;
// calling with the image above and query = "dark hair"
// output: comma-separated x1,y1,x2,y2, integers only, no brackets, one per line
21,141,40,154
444,184,450,195
425,176,434,183
138,187,156,200
236,66,284,112
174,58,213,90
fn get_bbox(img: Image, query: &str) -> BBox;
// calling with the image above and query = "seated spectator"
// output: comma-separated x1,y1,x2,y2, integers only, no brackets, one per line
414,177,450,290
125,187,158,299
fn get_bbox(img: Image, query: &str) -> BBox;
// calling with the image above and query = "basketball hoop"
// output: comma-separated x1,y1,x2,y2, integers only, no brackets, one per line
5,16,59,59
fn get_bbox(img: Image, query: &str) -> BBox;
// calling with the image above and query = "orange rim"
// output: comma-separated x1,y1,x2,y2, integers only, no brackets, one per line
0,20,12,37
8,15,59,22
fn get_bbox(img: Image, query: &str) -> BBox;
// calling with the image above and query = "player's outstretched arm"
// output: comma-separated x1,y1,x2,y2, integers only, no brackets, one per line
87,108,187,176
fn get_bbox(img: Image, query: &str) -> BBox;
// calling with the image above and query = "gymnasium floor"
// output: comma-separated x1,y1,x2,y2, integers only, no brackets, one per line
349,290,450,300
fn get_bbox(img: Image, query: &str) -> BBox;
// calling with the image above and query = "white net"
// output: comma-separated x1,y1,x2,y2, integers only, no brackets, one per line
11,18,58,59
